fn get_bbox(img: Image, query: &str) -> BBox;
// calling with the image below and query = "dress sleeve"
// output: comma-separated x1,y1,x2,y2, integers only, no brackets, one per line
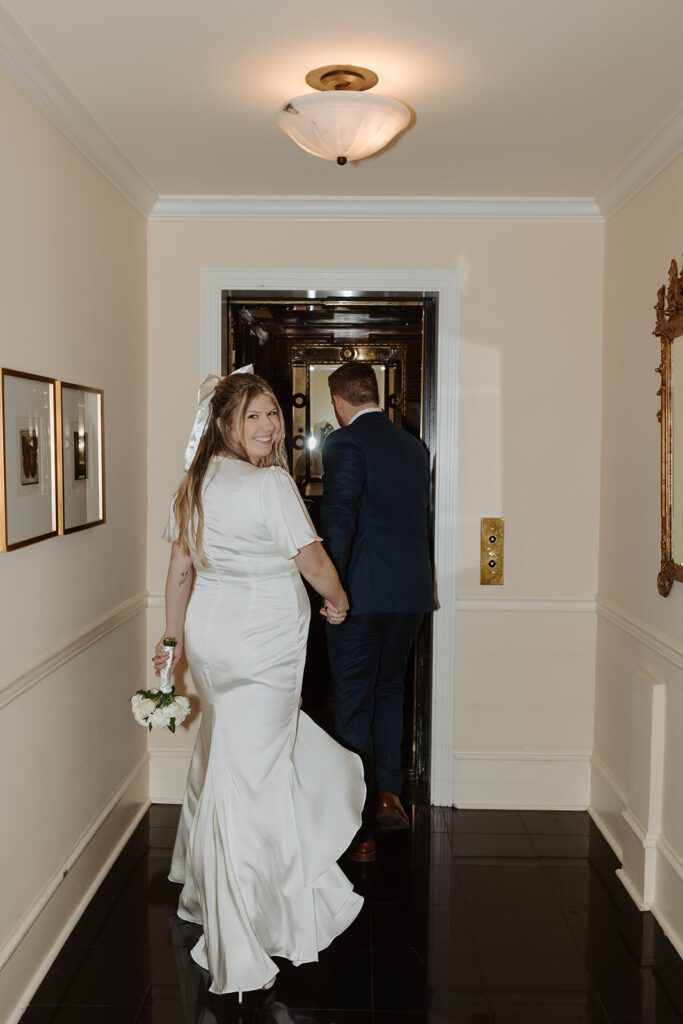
260,467,322,558
162,495,179,542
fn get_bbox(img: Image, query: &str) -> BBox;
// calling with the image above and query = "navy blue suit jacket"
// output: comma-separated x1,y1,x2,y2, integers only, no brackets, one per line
320,411,434,614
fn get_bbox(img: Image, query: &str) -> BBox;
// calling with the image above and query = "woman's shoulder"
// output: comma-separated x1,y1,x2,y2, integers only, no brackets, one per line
258,464,302,504
259,464,297,491
214,459,295,495
212,455,255,476
262,464,291,480
210,457,295,488
205,456,258,496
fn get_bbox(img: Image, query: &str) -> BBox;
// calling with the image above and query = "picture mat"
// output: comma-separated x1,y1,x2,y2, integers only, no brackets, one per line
2,374,56,546
61,387,103,531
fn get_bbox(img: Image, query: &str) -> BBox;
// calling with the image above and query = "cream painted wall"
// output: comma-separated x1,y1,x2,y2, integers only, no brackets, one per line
147,218,604,807
0,72,148,1018
594,152,683,944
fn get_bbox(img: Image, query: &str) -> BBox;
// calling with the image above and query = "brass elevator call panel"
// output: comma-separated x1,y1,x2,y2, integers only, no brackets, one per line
480,517,504,585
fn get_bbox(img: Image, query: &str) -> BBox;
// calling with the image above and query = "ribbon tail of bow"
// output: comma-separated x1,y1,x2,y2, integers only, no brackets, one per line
182,366,255,471
183,374,220,471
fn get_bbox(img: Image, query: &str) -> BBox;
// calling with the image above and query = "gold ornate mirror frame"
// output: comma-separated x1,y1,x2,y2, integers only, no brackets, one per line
654,257,683,595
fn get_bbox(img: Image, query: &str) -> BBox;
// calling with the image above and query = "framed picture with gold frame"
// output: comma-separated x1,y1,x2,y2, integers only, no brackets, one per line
0,368,58,551
59,382,105,533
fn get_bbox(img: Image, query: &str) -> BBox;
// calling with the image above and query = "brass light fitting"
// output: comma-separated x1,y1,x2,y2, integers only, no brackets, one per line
278,64,410,166
304,65,379,92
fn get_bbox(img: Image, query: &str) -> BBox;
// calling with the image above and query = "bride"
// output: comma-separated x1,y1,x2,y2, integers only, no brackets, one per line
154,369,365,997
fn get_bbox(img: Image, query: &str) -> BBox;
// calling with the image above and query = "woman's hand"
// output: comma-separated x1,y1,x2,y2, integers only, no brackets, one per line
153,635,184,675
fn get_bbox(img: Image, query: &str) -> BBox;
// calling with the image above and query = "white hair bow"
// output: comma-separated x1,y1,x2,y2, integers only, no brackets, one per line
183,364,254,471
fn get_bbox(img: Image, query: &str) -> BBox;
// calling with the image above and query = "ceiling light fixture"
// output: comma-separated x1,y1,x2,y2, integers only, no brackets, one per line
277,65,410,166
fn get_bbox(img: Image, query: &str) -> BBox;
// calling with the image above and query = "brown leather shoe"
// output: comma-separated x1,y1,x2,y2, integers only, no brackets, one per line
376,792,410,830
347,839,376,862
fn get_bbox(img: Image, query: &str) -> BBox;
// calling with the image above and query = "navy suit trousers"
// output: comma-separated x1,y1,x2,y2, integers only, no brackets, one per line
326,612,422,839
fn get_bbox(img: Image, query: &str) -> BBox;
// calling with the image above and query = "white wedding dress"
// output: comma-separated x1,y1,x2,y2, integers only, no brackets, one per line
165,457,365,995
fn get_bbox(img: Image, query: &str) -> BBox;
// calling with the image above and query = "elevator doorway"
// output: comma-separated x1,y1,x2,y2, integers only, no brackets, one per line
224,291,437,787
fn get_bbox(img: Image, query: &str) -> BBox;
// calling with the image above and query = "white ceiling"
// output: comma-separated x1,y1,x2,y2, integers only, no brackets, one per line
2,0,683,212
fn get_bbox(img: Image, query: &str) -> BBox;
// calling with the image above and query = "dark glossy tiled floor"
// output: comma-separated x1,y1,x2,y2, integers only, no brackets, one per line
22,804,683,1023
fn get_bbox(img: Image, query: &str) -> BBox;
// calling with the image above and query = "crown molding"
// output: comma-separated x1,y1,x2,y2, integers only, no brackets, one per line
5,0,679,227
0,3,156,217
150,194,603,223
596,106,683,220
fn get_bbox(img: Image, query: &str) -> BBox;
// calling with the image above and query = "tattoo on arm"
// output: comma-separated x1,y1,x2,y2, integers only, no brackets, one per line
178,569,190,587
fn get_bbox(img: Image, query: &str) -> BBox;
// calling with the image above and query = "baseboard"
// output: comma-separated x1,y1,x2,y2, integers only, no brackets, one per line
589,755,628,860
453,749,591,809
588,807,623,862
652,838,683,961
589,756,683,947
1,753,150,1024
619,808,659,910
150,747,192,803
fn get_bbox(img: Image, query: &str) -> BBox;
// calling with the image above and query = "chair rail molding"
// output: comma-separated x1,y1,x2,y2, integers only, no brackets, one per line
597,597,683,671
200,266,459,806
0,591,149,711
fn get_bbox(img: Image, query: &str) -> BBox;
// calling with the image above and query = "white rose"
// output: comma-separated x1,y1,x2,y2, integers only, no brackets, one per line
173,696,190,721
170,706,188,727
149,706,173,729
131,697,156,724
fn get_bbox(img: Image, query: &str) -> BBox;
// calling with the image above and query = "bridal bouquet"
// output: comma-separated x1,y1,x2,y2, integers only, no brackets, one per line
131,637,191,733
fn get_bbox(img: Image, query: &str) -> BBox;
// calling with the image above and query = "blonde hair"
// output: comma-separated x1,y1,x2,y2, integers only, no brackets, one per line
174,373,287,562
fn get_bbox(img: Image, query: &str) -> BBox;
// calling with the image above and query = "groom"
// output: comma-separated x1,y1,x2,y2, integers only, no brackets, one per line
320,362,434,862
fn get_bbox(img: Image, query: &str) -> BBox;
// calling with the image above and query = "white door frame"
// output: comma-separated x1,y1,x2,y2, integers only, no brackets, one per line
199,267,459,806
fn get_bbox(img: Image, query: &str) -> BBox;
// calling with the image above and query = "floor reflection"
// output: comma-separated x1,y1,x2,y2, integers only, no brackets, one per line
22,801,683,1023
171,915,321,1024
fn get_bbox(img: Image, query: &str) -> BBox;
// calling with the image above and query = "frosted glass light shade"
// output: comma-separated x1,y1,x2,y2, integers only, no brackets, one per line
277,91,410,163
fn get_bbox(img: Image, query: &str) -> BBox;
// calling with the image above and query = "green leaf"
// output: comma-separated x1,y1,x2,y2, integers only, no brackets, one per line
168,719,176,733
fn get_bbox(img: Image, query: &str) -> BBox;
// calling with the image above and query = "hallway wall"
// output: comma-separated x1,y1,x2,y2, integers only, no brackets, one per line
593,151,683,953
146,217,604,809
0,72,149,1021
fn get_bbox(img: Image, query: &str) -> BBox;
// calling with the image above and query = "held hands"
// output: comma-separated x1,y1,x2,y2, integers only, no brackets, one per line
153,635,184,675
320,593,349,625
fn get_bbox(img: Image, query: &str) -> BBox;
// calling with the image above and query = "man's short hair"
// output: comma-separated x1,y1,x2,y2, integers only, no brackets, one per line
328,362,380,406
